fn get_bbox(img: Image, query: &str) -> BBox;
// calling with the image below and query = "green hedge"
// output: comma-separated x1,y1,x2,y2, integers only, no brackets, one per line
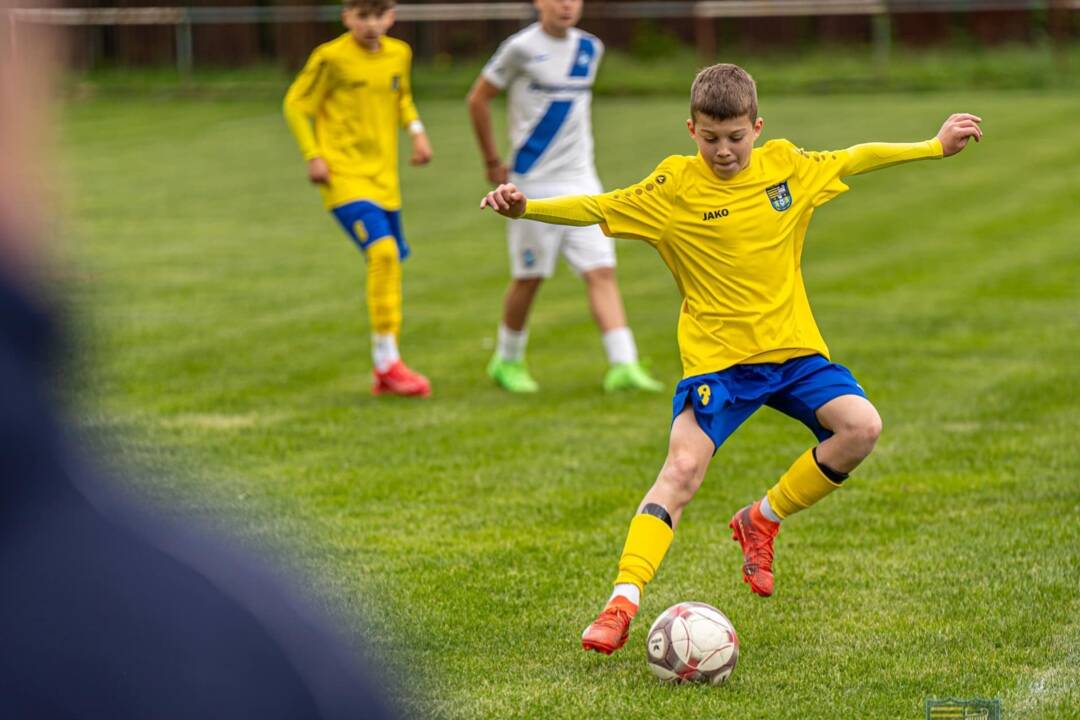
68,43,1079,100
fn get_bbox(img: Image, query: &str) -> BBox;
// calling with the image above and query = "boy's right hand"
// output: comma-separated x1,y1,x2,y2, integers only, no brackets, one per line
480,183,527,218
307,157,330,185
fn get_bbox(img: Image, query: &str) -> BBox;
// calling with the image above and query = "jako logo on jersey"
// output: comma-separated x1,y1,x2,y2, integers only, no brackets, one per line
697,385,711,406
391,75,400,91
656,175,666,185
703,208,730,221
765,181,792,212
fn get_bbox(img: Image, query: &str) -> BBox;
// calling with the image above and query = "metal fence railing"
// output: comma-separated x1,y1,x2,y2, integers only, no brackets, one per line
5,0,1079,72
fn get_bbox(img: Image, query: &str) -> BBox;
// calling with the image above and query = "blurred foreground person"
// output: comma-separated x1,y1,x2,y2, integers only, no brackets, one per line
0,10,399,718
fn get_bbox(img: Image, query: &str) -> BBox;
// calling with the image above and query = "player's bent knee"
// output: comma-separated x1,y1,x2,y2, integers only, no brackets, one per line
843,411,883,459
865,412,883,444
856,406,883,443
660,452,705,499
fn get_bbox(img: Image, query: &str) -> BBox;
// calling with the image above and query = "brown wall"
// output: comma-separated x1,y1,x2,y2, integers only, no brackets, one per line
52,1,1080,70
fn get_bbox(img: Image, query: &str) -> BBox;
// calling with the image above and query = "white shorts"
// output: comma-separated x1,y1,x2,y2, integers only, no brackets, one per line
508,175,616,279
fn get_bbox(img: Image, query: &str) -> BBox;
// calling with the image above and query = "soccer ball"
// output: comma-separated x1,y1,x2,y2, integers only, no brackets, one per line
645,601,739,685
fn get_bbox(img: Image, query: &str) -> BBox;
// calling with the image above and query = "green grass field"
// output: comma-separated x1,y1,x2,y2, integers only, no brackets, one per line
58,88,1079,719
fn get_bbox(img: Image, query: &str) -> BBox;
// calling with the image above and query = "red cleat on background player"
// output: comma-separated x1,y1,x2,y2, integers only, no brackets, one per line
372,360,431,398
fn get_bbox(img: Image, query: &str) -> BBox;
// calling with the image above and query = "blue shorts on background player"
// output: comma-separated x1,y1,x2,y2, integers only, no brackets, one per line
332,200,410,261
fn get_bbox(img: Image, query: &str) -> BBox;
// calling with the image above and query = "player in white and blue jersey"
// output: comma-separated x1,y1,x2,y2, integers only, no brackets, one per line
467,0,662,394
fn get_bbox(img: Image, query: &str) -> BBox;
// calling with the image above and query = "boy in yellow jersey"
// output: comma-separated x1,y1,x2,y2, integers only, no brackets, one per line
284,0,433,398
480,64,982,654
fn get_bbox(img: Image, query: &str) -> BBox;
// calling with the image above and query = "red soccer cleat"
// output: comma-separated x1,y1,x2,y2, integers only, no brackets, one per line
729,500,780,597
581,596,638,655
372,360,432,398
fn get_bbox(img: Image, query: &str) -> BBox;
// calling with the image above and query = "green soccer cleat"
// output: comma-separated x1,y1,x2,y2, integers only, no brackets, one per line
487,354,539,393
603,361,664,393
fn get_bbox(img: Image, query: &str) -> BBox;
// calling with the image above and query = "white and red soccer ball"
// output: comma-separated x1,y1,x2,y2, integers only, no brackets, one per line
646,601,739,685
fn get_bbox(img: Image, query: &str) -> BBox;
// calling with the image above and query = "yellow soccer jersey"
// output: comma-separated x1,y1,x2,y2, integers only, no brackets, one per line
283,34,420,210
522,138,942,378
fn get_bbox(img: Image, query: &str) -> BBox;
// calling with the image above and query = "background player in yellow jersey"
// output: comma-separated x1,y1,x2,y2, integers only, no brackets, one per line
284,0,434,398
480,64,982,654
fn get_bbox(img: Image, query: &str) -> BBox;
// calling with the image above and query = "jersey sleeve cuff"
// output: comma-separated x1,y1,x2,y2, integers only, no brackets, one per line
480,69,507,90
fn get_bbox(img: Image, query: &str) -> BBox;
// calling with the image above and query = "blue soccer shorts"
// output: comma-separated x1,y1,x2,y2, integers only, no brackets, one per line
331,200,410,261
671,354,867,451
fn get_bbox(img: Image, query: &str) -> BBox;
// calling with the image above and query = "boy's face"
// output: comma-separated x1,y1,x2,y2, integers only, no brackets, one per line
343,7,395,50
534,0,583,32
687,113,764,180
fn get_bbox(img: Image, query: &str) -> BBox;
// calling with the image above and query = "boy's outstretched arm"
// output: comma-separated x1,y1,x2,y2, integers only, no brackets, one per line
283,52,333,184
480,184,604,226
838,113,983,177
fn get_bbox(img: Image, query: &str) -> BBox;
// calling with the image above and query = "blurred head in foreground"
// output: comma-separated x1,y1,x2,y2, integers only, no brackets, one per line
0,4,401,717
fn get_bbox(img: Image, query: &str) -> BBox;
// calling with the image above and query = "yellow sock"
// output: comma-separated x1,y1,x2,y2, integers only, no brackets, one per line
365,237,402,336
614,513,674,591
765,448,842,519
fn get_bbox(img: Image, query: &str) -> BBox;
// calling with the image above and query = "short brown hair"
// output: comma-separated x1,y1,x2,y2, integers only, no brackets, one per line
690,64,758,122
343,0,395,14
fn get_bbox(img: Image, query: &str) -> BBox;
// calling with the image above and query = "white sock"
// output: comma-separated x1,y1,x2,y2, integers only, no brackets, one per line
608,583,641,607
759,495,782,524
497,324,528,362
602,326,638,365
372,333,400,372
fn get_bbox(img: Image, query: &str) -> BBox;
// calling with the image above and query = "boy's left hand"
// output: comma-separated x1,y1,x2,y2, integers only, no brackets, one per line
410,132,433,165
937,113,983,157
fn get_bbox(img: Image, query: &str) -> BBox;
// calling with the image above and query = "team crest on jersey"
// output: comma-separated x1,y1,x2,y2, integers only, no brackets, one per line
765,181,792,212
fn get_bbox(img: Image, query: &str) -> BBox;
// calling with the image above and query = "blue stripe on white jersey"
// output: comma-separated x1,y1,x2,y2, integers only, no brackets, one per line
513,100,573,174
568,37,596,78
484,24,602,182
